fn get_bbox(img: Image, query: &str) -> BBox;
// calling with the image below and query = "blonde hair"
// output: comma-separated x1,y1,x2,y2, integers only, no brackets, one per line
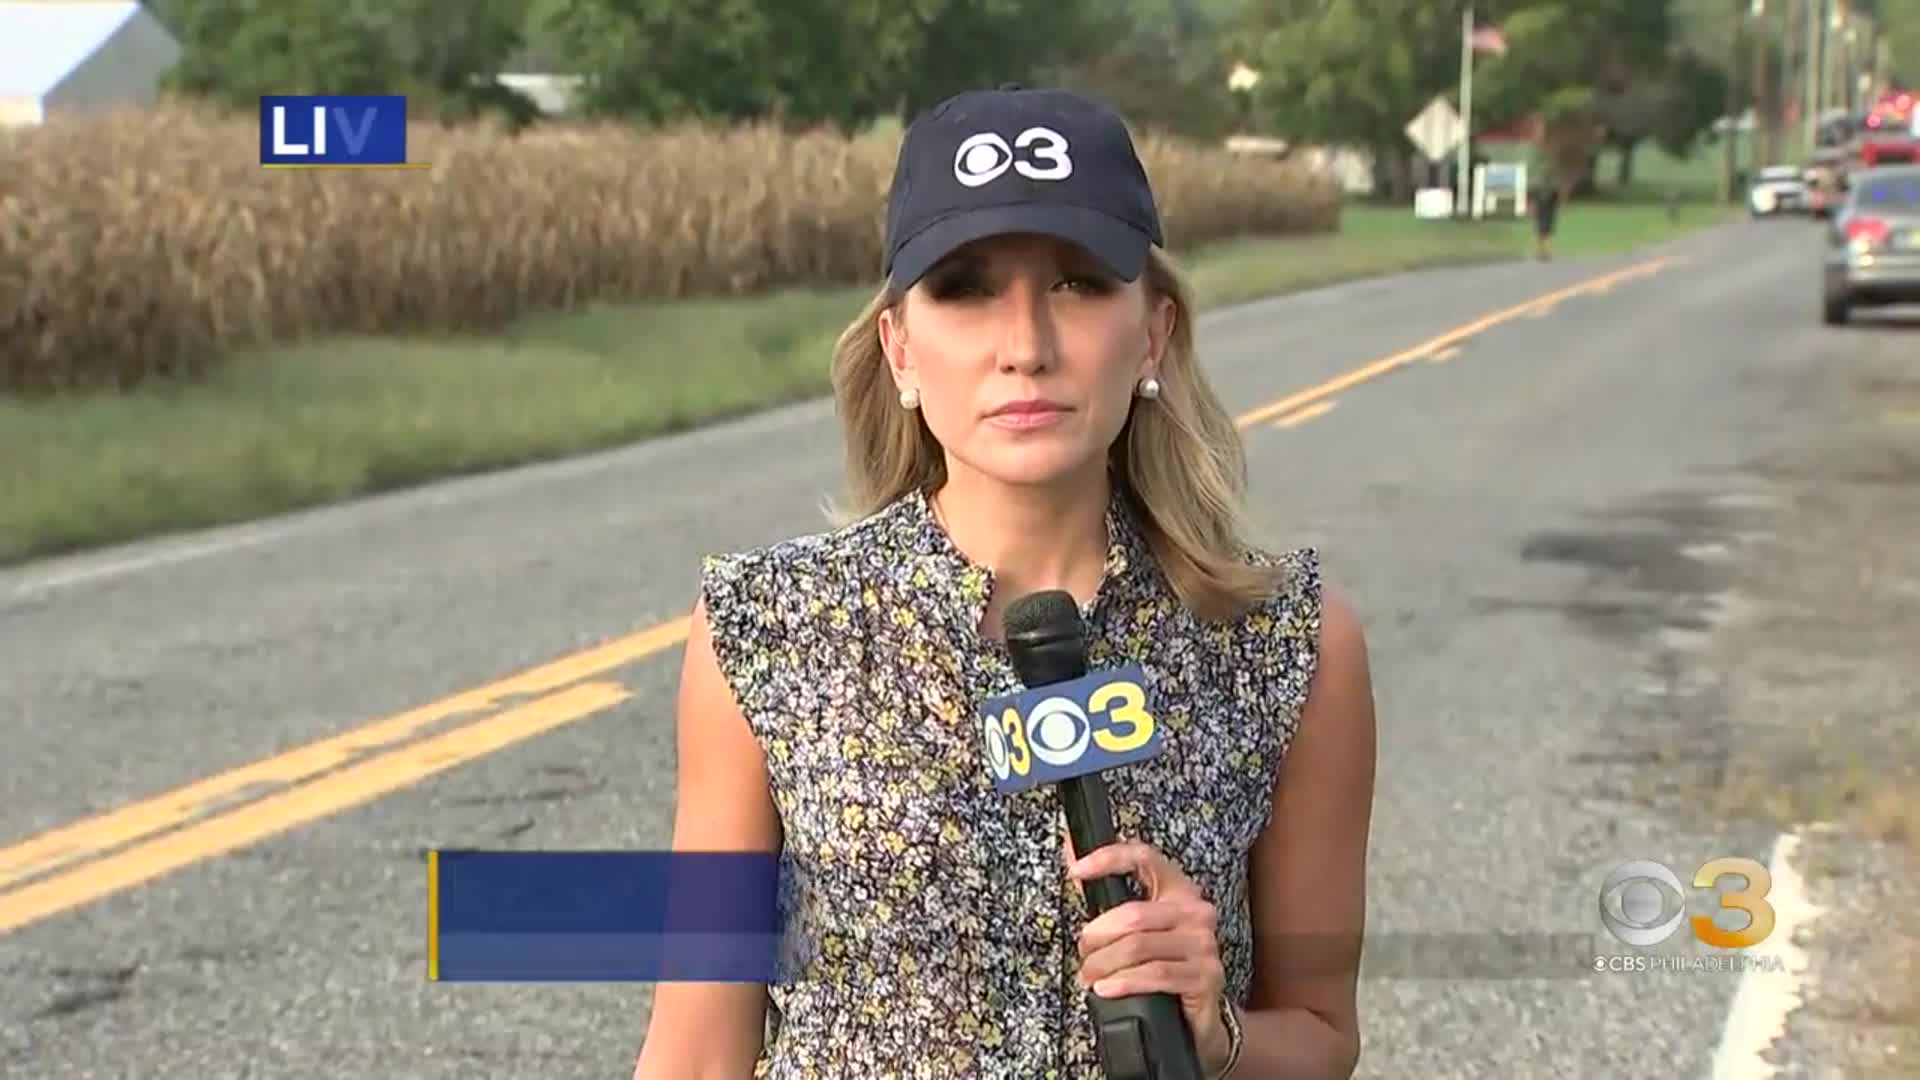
826,247,1287,623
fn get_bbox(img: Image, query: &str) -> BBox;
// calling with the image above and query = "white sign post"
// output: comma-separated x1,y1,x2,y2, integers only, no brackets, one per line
1406,96,1463,219
1457,7,1474,216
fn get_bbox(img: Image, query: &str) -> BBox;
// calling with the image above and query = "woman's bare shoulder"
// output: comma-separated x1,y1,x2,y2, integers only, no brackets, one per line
700,503,901,605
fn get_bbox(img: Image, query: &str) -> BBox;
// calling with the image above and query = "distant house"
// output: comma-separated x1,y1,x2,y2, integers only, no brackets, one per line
1223,134,1373,196
1478,114,1544,147
491,44,584,117
493,73,584,116
0,0,181,128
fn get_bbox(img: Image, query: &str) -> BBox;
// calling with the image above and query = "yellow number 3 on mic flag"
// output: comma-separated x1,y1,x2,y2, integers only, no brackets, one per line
978,663,1165,795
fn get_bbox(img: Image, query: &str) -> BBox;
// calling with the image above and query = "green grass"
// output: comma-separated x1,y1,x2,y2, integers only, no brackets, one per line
1485,128,1809,206
0,199,1729,566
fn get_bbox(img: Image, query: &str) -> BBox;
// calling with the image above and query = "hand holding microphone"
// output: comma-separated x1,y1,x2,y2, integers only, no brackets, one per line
1065,839,1234,1073
980,589,1232,1080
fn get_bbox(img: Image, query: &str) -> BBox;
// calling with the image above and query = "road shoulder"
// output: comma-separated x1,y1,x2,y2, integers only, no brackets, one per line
1706,313,1920,1075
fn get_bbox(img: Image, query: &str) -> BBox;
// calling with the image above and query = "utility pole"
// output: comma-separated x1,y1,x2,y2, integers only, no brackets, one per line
1755,0,1773,166
1805,0,1822,150
1724,0,1742,202
1457,5,1474,218
1786,0,1800,155
1831,2,1849,116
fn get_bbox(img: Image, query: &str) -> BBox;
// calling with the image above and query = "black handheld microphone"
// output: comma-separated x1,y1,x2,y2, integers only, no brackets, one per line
1001,590,1206,1080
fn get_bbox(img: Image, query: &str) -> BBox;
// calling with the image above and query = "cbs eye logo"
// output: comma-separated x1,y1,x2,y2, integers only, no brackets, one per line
953,126,1074,188
1598,857,1776,949
981,674,1155,783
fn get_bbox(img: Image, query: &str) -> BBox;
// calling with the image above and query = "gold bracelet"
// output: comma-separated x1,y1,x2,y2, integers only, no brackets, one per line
1210,996,1245,1079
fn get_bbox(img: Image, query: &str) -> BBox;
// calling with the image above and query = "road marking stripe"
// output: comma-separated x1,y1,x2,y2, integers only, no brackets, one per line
0,681,633,934
1232,255,1674,428
1271,400,1337,429
1426,345,1463,365
0,254,1678,934
1708,828,1827,1080
0,618,689,892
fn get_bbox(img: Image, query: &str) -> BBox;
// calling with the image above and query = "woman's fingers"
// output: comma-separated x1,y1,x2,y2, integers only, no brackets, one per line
1076,896,1216,956
1083,957,1222,1000
1062,835,1230,1061
1064,838,1200,901
1077,917,1222,984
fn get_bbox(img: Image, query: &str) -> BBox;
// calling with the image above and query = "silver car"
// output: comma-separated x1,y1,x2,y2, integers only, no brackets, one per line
1822,164,1920,324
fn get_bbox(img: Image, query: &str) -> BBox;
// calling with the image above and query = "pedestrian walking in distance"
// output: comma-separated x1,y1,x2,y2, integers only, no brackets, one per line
1533,182,1560,260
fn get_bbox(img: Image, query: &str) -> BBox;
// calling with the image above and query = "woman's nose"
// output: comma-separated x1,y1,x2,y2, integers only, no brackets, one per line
994,279,1054,373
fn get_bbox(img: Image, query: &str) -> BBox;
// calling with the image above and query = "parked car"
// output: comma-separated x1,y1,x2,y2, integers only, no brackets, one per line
1822,164,1920,324
1749,164,1810,216
1804,151,1848,218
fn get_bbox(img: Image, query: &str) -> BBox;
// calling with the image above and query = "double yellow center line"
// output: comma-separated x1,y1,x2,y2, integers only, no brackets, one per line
0,254,1676,935
1238,255,1674,428
0,621,685,933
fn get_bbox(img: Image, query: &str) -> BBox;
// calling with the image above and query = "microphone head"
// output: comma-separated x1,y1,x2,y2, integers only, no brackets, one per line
1004,589,1082,642
1004,590,1088,688
979,591,1167,793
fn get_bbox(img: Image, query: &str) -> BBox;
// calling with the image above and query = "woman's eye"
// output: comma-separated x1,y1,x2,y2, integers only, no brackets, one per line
926,275,988,300
1059,275,1116,295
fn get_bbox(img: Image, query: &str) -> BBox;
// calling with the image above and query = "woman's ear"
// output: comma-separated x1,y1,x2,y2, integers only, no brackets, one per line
878,302,913,390
1141,293,1175,380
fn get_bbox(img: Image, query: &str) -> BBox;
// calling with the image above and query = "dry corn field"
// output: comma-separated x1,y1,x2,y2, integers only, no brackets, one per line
0,101,1342,394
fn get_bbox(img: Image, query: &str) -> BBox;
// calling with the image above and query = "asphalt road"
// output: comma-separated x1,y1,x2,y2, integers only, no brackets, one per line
3,216,1910,1079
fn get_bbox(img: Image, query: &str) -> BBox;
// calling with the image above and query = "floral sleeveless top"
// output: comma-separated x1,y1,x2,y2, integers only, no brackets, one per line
698,486,1322,1079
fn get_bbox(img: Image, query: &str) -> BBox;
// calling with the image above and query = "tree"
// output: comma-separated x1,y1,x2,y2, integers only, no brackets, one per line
1647,47,1729,161
364,0,538,126
532,0,931,131
161,0,402,103
157,0,536,126
531,0,1121,133
1048,0,1245,139
1237,0,1531,200
1881,0,1920,85
874,0,1125,121
1472,0,1691,198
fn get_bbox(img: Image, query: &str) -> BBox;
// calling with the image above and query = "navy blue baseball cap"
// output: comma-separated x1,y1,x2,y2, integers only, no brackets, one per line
882,84,1166,291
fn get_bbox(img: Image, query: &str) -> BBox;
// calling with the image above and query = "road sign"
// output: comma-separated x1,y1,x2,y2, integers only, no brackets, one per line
1405,96,1463,162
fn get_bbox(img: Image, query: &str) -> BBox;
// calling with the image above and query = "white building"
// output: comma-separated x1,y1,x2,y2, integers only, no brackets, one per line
494,74,584,116
0,1,182,127
492,45,584,116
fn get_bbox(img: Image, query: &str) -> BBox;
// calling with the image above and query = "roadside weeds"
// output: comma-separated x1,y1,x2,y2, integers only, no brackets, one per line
1702,318,1920,1076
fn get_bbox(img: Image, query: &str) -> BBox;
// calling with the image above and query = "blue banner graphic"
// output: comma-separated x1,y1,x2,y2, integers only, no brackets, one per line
428,850,791,982
260,95,413,167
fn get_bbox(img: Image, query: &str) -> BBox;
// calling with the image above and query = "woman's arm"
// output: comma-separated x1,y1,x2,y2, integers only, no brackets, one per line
1236,581,1377,1078
632,597,784,1080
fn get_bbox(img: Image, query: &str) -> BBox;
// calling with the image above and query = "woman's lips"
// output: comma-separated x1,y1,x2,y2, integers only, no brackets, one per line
985,399,1071,428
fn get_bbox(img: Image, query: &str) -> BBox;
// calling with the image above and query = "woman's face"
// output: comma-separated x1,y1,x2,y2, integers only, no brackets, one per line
879,233,1174,491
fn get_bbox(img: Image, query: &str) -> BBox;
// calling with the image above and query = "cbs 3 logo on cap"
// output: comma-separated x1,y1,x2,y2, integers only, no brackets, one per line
953,126,1073,188
981,672,1154,782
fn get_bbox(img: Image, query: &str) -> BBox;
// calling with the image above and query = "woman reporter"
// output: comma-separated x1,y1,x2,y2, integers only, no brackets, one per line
635,85,1376,1079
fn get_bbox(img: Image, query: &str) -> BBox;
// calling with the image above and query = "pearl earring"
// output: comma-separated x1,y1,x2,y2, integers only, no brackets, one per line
899,387,920,409
1136,376,1161,400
